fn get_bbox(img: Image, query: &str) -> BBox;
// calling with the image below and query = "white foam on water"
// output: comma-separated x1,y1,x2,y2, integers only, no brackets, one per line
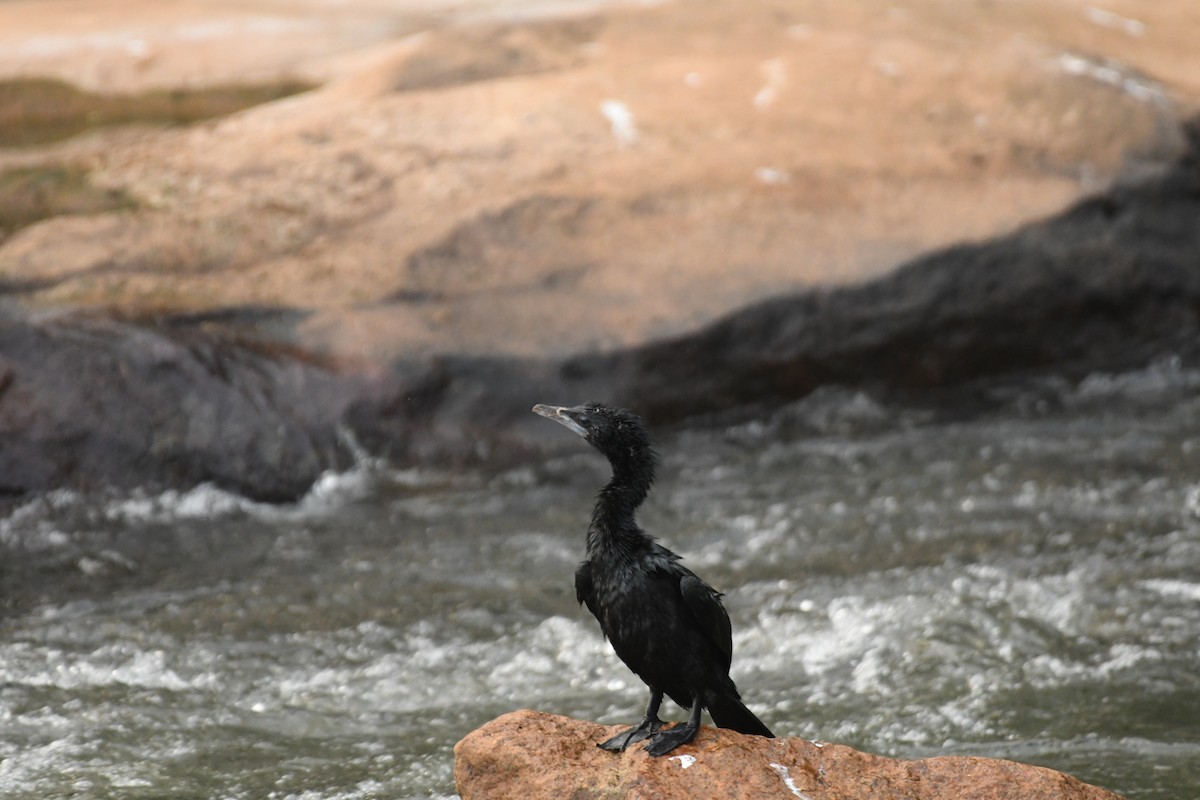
86,461,446,528
727,529,1200,746
0,736,91,793
5,645,201,692
1141,578,1200,603
110,483,267,523
0,491,83,552
283,779,389,800
1067,356,1200,405
258,614,617,720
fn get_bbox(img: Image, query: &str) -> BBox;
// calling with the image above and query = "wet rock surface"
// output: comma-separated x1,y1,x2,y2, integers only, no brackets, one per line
454,710,1127,800
0,309,355,505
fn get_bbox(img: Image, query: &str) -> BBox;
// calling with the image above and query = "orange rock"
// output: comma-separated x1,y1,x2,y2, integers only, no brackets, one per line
454,710,1126,800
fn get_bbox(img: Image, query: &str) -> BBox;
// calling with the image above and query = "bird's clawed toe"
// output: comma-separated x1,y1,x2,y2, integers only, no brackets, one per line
597,716,664,752
643,722,698,756
597,731,634,752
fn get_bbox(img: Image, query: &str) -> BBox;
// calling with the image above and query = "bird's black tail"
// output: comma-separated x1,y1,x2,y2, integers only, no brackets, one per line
708,694,774,738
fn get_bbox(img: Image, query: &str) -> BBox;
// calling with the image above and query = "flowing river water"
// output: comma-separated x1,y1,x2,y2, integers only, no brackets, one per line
2,359,1199,799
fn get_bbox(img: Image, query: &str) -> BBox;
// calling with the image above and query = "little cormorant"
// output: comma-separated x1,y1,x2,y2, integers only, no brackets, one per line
533,402,774,756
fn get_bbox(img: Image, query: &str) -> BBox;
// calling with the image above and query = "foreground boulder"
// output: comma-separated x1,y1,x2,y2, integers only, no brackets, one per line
454,710,1125,800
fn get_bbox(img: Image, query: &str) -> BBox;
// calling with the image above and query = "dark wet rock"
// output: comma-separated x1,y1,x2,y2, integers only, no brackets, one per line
574,133,1200,422
351,122,1200,460
0,310,355,505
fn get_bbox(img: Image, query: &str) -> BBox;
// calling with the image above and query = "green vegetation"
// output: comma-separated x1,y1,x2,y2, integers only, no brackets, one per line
0,76,313,239
0,163,137,238
0,76,313,148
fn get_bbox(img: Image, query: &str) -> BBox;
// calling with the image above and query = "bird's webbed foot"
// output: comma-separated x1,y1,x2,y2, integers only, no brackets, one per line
643,720,699,756
644,698,702,756
597,715,665,752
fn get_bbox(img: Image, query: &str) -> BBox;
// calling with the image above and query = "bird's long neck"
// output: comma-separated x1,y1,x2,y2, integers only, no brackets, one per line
587,447,656,555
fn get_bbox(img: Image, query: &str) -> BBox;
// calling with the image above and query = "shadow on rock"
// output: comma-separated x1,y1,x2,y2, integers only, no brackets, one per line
350,119,1200,461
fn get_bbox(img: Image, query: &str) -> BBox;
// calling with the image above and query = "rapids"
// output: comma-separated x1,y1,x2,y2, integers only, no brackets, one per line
2,359,1198,799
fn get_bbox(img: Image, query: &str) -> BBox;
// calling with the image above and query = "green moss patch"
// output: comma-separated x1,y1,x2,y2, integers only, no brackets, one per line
0,163,137,238
0,77,313,148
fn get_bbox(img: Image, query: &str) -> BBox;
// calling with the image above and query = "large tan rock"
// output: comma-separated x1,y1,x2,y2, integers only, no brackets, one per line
3,0,1198,363
454,710,1125,800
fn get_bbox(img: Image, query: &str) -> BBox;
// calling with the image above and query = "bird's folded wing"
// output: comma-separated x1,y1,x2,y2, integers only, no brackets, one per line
575,560,598,616
678,573,733,664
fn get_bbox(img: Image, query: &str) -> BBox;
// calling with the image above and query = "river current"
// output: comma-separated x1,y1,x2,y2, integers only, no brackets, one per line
2,358,1198,799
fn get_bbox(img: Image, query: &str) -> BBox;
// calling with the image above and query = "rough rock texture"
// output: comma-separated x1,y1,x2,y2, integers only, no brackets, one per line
348,126,1200,462
3,126,1199,505
454,710,1125,800
3,0,1198,361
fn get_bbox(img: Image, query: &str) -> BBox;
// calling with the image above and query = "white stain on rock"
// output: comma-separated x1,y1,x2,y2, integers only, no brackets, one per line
599,100,638,147
768,762,813,799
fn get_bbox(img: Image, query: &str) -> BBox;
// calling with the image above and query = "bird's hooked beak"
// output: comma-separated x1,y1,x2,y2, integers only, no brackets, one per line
533,404,588,438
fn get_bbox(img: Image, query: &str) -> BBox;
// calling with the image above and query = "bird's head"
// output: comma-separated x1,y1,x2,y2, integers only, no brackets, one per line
533,402,654,464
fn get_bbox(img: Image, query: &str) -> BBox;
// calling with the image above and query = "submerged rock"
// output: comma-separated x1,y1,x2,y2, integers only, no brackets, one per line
454,710,1126,800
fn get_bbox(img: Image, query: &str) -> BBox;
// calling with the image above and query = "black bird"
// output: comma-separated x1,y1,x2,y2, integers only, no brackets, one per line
533,402,774,756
